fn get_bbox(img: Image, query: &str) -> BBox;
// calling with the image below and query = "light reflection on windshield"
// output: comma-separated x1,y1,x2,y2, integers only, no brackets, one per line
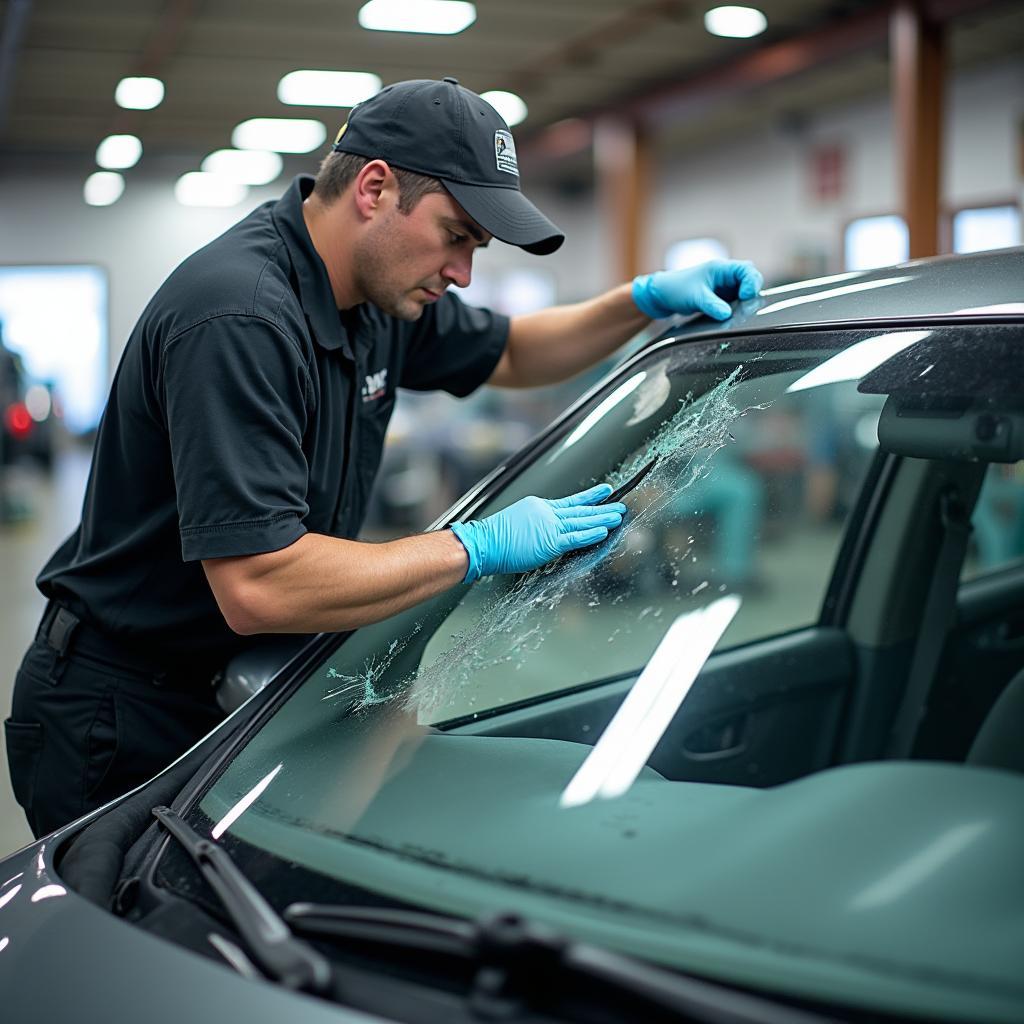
787,330,931,393
560,594,742,808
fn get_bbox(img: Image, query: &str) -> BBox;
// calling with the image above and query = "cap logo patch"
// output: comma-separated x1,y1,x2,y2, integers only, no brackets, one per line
494,130,518,177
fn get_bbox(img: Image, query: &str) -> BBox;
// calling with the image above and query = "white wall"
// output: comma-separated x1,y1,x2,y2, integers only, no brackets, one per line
0,59,1020,377
647,60,1023,282
0,174,282,377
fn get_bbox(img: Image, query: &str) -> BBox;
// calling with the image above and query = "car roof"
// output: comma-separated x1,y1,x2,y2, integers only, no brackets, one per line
655,246,1024,343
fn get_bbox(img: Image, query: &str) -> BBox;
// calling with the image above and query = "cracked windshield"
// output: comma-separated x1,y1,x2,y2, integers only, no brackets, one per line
317,334,886,724
200,330,889,845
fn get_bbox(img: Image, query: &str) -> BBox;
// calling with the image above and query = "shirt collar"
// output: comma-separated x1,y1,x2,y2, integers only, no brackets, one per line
272,175,353,357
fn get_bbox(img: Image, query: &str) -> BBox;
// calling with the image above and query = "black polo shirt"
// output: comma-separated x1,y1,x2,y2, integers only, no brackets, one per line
38,175,508,666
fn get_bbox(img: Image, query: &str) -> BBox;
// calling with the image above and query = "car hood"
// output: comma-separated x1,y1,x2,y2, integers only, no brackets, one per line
0,835,386,1023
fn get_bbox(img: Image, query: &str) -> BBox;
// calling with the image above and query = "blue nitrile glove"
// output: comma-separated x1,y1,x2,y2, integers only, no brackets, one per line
450,484,627,583
632,259,764,322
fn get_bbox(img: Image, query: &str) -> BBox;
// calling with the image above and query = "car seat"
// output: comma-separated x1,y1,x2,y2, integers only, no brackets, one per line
966,667,1024,773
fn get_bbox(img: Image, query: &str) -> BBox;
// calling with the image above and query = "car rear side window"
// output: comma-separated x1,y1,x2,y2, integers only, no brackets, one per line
961,462,1024,581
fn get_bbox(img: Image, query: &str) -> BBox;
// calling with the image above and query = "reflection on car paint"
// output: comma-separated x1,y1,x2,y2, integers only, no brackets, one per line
321,361,767,721
754,275,913,316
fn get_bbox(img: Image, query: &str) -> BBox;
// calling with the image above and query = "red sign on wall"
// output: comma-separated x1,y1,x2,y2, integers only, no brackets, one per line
810,144,845,203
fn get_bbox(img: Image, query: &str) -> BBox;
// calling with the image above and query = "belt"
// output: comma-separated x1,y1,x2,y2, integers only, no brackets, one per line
37,602,221,691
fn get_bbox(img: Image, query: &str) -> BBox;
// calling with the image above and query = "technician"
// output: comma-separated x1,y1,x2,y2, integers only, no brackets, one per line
6,77,763,837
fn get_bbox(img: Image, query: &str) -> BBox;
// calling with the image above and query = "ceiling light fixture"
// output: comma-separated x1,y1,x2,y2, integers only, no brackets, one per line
95,134,142,169
175,172,248,208
114,76,165,110
277,70,381,107
480,89,527,127
704,5,767,38
201,149,283,186
231,118,327,153
83,172,125,206
358,0,476,35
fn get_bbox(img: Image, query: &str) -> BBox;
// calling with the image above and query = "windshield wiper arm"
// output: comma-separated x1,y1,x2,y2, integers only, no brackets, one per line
152,806,332,995
284,903,832,1024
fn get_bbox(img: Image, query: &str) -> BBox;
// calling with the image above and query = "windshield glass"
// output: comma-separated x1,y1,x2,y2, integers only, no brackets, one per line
318,331,885,724
190,324,1024,1018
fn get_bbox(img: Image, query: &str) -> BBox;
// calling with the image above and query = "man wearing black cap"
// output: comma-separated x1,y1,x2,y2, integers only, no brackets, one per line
6,77,762,837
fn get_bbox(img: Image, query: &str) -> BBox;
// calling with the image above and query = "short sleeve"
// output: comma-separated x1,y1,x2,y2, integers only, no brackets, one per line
400,292,509,397
161,315,312,561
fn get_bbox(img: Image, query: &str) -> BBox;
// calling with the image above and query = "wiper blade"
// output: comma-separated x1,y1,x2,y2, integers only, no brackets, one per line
284,904,833,1024
152,806,332,995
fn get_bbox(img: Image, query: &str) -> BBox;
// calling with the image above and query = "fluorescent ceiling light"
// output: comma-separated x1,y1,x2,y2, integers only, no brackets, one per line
278,69,381,107
201,148,283,185
358,0,476,35
83,171,125,206
480,90,527,127
704,5,767,38
175,172,248,208
95,134,142,169
115,76,164,110
232,118,326,153
787,330,931,393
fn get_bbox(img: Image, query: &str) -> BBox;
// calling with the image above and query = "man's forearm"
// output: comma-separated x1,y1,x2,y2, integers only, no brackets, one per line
203,530,469,635
493,282,649,388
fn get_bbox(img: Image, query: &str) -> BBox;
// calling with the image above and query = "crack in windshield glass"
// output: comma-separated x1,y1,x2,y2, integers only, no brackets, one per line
322,359,768,718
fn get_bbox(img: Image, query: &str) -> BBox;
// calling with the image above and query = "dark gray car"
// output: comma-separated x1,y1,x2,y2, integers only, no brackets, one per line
2,247,1023,1024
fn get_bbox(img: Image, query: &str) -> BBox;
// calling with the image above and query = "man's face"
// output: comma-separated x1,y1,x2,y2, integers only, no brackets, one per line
352,188,491,321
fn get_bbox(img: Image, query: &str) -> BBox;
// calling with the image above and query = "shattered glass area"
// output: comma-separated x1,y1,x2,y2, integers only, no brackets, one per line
322,346,779,723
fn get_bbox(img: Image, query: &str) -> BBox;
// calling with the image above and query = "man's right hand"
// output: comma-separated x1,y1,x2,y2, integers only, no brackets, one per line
450,484,626,583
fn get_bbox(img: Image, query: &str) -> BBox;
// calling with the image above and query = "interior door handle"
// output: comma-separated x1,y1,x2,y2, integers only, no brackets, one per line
976,613,1024,651
682,713,750,760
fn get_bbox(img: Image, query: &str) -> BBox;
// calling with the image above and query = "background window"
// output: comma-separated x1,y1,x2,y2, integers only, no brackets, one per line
952,205,1021,254
844,215,909,271
0,265,108,434
962,463,1024,581
665,237,728,271
460,268,557,315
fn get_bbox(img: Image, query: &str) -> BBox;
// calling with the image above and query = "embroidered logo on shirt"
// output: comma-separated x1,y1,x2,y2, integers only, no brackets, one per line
362,368,388,403
494,130,518,176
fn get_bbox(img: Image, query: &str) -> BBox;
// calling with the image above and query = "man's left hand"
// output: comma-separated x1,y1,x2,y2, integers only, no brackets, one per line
632,260,764,322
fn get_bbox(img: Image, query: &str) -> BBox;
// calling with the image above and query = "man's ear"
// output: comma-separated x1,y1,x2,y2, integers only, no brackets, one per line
352,159,393,220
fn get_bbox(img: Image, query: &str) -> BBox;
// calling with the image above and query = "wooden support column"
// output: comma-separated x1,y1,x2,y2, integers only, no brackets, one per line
891,0,946,258
594,117,651,284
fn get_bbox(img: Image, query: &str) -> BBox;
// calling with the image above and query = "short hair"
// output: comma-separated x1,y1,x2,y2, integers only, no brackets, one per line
313,151,446,213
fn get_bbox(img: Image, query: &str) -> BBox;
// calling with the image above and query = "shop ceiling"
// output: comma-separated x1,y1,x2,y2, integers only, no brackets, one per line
0,0,1020,176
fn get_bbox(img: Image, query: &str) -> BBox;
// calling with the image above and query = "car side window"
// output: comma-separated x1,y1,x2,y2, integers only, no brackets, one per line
414,344,888,724
962,463,1024,581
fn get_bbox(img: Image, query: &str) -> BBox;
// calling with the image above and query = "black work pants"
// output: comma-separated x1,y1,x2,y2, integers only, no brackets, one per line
5,617,224,839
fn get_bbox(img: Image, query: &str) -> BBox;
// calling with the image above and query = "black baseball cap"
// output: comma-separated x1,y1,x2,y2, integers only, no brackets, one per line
331,77,564,255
